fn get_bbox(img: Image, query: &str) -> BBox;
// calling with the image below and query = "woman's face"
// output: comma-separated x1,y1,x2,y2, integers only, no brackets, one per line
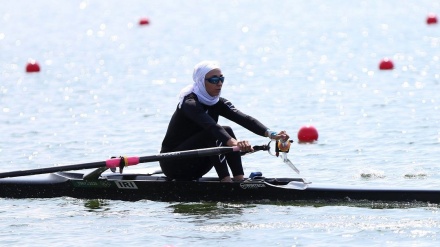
204,68,223,97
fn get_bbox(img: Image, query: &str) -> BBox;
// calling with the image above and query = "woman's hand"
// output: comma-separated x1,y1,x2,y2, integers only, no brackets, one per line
276,130,290,142
227,138,254,152
267,130,290,142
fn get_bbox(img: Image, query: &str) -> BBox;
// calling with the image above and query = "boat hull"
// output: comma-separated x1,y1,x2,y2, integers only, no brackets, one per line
1,172,440,203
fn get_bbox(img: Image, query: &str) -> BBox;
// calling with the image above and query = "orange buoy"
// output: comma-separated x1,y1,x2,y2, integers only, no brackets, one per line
297,125,319,143
26,60,41,73
427,14,438,24
379,58,394,70
139,17,150,25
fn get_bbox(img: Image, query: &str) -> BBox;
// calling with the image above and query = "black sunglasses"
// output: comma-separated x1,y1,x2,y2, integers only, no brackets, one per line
205,76,225,84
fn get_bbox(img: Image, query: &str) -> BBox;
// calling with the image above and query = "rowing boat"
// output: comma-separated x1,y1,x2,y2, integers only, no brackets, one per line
1,143,439,203
1,168,440,203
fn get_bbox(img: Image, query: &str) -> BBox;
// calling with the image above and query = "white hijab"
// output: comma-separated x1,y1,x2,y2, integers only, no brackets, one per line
178,60,220,108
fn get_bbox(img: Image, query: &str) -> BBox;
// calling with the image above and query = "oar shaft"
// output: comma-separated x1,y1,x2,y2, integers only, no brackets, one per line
0,161,106,178
138,146,239,163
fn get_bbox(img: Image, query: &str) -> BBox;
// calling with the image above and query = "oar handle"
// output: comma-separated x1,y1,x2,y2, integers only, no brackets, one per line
253,144,270,151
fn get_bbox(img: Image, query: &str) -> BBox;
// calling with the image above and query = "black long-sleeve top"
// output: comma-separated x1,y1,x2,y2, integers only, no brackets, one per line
161,93,268,153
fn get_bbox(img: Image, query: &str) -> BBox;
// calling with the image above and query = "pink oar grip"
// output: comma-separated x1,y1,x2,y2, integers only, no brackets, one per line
105,157,140,168
232,146,240,152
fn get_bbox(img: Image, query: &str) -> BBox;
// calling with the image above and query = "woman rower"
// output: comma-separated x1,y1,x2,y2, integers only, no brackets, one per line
160,61,290,182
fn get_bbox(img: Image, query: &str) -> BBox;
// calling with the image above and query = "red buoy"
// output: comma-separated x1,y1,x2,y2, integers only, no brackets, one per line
426,14,438,24
379,58,394,70
139,17,150,25
297,125,319,143
26,60,41,73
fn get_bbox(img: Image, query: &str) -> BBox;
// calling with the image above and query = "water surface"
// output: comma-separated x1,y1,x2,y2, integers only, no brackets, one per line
1,0,440,246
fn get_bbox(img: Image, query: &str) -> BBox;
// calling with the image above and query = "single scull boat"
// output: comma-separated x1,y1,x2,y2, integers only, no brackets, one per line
1,169,440,203
0,143,439,203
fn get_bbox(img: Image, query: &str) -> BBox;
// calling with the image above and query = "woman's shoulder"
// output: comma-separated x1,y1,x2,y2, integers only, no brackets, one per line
185,92,198,101
218,97,237,111
218,97,230,103
182,93,203,110
182,93,199,105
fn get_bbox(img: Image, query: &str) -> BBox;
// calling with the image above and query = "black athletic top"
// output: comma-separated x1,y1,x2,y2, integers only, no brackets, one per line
161,93,268,152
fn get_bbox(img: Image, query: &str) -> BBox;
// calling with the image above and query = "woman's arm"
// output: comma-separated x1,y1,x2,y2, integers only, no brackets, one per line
181,95,233,144
218,99,268,137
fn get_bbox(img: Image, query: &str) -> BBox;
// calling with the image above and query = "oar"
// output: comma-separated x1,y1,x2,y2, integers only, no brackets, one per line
0,146,240,179
267,139,300,174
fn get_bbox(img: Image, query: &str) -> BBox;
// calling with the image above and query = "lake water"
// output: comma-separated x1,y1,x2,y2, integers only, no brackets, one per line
1,0,440,246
